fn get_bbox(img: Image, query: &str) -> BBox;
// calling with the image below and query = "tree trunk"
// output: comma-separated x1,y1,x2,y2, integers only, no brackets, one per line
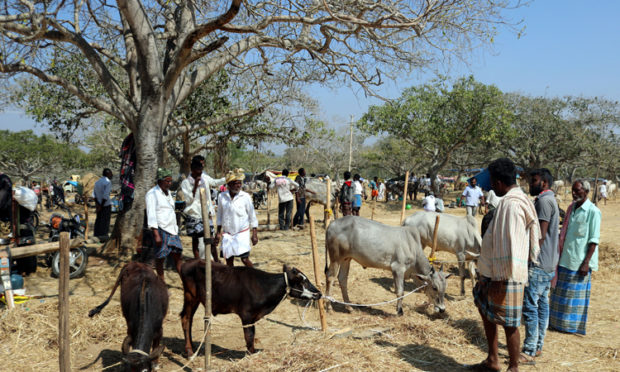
213,140,229,177
107,99,165,253
179,132,192,176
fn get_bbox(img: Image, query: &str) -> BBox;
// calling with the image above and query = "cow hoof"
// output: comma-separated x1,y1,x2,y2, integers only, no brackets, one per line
397,309,404,316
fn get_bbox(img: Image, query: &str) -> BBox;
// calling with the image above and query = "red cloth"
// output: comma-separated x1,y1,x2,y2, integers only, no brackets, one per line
552,201,574,288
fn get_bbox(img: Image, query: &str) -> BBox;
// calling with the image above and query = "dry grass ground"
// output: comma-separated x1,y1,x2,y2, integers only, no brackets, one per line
0,193,618,371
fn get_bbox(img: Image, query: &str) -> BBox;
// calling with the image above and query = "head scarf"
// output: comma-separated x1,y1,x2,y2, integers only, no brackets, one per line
157,168,172,180
226,168,245,184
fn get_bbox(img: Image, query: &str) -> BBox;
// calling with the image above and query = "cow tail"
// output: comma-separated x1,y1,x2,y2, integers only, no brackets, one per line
88,264,126,317
324,231,329,275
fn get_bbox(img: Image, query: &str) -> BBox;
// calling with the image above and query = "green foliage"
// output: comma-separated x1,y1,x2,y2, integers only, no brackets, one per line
359,76,511,179
10,50,115,140
0,130,94,181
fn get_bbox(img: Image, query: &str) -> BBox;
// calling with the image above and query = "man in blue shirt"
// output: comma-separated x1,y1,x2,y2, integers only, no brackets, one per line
93,168,113,240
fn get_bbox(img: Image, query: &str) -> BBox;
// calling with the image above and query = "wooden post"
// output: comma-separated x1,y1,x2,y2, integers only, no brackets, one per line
0,247,14,310
371,198,376,221
58,232,71,372
308,216,327,332
430,215,440,259
399,171,410,225
199,189,213,370
266,187,271,225
324,179,332,229
83,197,89,239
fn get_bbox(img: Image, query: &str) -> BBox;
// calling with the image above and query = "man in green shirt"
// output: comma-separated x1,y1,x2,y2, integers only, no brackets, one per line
549,179,601,335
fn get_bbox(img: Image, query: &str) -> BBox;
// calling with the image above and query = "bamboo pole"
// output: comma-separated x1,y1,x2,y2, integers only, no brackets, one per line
430,215,440,260
399,171,410,225
308,216,327,332
58,232,71,372
324,179,332,229
10,239,85,258
199,189,213,370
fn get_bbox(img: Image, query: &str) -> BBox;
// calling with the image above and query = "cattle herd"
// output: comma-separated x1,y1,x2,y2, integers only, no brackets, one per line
86,202,487,371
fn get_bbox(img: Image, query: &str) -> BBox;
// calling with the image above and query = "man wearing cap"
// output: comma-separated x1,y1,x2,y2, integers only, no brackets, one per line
213,168,258,267
145,168,183,282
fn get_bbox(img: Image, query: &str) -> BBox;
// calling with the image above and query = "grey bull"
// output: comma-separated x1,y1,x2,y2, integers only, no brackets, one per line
402,211,480,296
325,216,451,315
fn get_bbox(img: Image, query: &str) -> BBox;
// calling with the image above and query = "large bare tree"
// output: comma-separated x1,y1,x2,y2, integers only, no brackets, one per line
0,0,521,249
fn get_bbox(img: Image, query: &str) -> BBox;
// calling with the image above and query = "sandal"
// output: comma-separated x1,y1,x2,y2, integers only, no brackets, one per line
519,352,536,365
535,350,542,357
466,362,501,372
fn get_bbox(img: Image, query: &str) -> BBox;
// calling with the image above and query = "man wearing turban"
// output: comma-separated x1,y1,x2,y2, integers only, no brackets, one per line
145,168,183,282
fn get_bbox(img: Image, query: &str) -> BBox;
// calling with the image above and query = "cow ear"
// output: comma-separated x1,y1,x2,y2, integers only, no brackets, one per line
283,264,291,273
149,345,165,360
443,272,453,279
416,274,428,282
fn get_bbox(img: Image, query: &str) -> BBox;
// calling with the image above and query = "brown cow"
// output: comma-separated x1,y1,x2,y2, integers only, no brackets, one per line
89,262,168,372
180,259,321,356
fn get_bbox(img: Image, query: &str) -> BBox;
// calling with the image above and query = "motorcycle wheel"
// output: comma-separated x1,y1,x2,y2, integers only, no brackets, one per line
51,246,88,279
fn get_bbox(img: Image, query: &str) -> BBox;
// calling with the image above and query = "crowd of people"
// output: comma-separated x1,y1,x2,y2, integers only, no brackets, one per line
86,156,606,371
470,158,601,372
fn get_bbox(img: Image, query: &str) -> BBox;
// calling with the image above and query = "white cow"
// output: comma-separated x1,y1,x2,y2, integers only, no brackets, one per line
608,182,617,199
402,211,480,296
325,216,451,315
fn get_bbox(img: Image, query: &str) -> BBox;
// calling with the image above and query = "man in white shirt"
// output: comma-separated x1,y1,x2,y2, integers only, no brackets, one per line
272,169,298,230
146,168,183,282
462,178,486,216
599,181,608,205
181,157,226,260
422,192,436,212
352,174,364,216
93,168,113,240
213,168,259,267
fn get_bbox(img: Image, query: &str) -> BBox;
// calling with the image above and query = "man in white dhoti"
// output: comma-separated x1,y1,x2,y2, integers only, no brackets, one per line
213,168,259,267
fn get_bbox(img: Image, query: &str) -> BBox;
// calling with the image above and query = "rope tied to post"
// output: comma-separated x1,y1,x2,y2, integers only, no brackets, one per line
324,208,333,217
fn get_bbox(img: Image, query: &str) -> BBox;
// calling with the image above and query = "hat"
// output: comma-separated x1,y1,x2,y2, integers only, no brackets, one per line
157,168,172,180
226,168,245,184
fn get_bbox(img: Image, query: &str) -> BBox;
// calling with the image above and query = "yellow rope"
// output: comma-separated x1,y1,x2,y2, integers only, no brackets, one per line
324,208,333,217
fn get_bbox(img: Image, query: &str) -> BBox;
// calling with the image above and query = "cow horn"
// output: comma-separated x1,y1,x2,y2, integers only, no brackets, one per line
440,263,444,272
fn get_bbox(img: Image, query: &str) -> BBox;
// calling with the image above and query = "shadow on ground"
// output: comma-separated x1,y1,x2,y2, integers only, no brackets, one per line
448,318,487,352
79,349,124,371
397,343,468,371
163,336,248,362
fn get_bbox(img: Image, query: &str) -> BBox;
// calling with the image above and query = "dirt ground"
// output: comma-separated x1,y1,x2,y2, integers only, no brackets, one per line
0,192,618,371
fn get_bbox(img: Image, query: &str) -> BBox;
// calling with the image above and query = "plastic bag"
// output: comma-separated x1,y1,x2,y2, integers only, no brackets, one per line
13,186,38,211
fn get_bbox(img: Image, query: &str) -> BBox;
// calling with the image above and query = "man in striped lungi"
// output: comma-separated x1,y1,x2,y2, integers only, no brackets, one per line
471,158,541,372
549,179,601,335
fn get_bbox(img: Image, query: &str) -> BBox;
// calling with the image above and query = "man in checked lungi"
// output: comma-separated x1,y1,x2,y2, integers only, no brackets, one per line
146,168,183,283
549,179,601,335
471,158,541,372
213,168,259,267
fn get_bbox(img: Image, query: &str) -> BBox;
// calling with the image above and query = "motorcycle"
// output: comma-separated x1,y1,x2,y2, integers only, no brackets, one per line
46,206,88,279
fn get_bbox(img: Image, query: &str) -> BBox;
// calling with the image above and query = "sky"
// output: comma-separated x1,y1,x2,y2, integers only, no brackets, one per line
1,0,619,134
311,0,620,126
